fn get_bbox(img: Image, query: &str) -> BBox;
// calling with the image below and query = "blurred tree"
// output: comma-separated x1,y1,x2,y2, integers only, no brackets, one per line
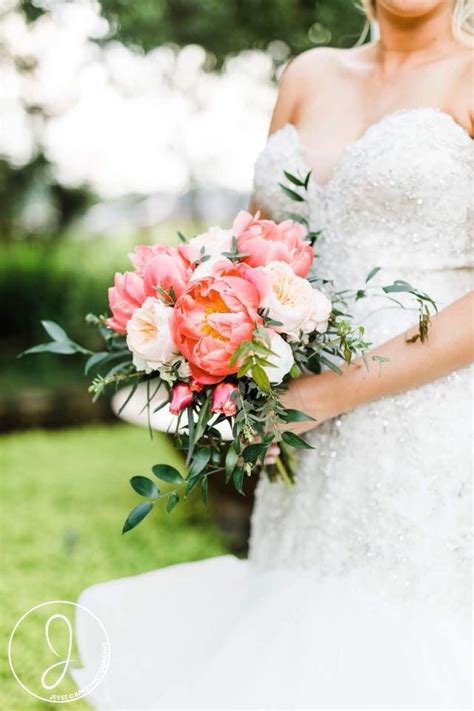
0,156,92,242
21,0,365,63
6,0,364,242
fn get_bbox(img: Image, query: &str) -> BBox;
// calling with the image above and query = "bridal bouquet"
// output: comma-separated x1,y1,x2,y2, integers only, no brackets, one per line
24,172,434,532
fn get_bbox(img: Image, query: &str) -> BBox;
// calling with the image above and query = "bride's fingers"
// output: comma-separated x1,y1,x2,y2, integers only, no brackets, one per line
264,444,280,466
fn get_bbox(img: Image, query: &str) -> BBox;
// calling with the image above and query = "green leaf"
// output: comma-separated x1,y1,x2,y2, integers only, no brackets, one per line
41,320,69,342
242,442,267,463
130,476,160,499
278,183,304,202
318,355,343,375
382,280,413,294
279,409,316,423
289,363,301,378
365,266,381,283
251,364,271,392
372,355,390,363
225,444,239,478
166,491,179,512
237,359,253,378
233,467,245,495
188,447,211,479
152,464,184,485
283,170,305,187
84,352,110,374
201,477,208,506
285,212,308,227
281,431,314,449
229,340,251,366
194,397,211,442
251,340,273,357
22,341,78,356
122,502,153,533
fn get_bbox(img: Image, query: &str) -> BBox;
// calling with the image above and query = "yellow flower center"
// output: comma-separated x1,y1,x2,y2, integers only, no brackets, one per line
201,293,230,342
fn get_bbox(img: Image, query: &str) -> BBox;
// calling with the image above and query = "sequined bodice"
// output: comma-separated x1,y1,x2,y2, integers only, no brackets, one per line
249,108,473,614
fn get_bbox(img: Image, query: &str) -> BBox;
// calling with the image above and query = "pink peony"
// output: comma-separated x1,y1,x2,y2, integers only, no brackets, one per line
169,383,194,415
211,382,238,416
144,252,190,304
107,271,148,334
128,244,176,275
233,210,313,277
171,263,263,384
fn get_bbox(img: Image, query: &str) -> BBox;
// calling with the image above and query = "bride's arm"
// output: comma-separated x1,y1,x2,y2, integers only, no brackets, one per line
283,291,474,434
248,56,304,215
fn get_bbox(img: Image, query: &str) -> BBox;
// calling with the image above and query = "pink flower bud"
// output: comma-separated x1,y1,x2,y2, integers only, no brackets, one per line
211,382,238,417
169,383,193,415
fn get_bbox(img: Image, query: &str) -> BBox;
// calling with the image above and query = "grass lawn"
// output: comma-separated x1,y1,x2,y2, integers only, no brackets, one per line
0,424,228,710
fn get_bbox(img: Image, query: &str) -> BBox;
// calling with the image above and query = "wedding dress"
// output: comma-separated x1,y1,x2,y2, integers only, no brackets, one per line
74,108,473,710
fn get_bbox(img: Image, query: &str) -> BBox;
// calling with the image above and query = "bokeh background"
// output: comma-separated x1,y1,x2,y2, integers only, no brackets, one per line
1,1,366,707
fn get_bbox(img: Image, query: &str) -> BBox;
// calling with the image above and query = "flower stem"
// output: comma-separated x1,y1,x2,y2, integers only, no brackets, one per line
275,455,293,489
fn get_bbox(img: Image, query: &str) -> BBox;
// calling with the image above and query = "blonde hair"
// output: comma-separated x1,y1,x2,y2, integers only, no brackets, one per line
360,0,474,44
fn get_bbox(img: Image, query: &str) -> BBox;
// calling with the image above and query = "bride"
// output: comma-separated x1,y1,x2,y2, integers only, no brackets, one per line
75,1,473,708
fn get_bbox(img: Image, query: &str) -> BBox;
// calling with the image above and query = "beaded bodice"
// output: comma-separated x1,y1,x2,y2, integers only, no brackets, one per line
249,108,473,613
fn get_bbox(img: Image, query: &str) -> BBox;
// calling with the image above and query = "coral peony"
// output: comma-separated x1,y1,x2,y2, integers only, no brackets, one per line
128,244,179,275
144,252,190,303
107,271,148,334
233,210,313,277
171,264,263,384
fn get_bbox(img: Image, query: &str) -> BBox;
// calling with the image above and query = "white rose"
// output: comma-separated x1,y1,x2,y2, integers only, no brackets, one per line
188,227,233,281
261,261,331,339
261,331,295,384
126,297,178,373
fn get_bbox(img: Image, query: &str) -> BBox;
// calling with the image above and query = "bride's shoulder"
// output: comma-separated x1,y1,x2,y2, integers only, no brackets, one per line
282,45,366,84
269,46,365,131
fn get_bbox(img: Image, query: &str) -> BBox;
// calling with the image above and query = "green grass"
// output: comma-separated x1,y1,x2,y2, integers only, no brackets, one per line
0,424,228,710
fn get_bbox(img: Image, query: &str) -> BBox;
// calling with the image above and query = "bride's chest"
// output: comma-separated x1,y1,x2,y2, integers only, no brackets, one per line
253,109,472,271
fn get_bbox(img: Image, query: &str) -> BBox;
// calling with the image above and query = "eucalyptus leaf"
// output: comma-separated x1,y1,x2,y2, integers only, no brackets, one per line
365,266,381,283
251,364,271,392
201,477,208,506
225,444,239,477
233,467,245,495
122,502,153,534
243,442,267,463
130,476,160,499
188,447,211,479
22,341,78,356
166,491,179,512
283,170,305,187
280,409,316,423
41,320,69,342
278,183,304,202
152,464,184,485
84,352,110,374
281,431,314,449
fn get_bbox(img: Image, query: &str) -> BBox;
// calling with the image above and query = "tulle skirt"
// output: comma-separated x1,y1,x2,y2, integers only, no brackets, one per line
73,555,471,710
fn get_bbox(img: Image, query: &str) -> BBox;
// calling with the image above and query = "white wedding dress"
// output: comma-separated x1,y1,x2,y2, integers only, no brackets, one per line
75,108,473,710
